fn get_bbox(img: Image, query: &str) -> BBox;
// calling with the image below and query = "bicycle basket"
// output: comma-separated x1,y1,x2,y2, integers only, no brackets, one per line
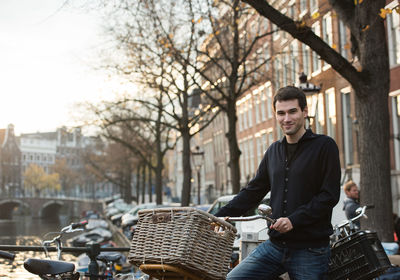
328,231,390,280
128,207,236,280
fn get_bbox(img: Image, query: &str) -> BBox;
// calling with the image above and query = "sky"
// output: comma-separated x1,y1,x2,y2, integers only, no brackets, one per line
0,0,124,135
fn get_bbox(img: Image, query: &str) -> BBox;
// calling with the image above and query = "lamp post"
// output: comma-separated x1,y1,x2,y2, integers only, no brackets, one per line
192,146,204,205
297,73,321,128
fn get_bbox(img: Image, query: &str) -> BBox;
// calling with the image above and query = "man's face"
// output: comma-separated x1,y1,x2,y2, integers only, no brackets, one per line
346,185,359,199
275,99,308,137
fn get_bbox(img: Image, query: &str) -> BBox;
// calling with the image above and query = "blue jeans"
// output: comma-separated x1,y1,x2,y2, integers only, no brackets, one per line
227,240,330,280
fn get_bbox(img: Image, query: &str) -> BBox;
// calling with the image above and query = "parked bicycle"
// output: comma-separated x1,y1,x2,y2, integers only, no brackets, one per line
328,205,391,280
0,221,131,280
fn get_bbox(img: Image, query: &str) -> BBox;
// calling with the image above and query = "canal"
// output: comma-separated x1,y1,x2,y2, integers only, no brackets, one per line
0,214,78,279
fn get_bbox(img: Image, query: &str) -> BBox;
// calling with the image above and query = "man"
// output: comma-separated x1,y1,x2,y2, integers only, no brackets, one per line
343,180,360,224
215,86,341,280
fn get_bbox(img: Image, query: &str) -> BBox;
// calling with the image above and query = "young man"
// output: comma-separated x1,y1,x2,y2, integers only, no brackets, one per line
215,86,341,280
343,179,360,222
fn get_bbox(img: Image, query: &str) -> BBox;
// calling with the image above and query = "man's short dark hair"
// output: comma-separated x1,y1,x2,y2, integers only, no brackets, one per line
273,86,307,111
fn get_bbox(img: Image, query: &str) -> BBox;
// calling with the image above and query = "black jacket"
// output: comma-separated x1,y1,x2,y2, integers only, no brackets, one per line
215,129,341,248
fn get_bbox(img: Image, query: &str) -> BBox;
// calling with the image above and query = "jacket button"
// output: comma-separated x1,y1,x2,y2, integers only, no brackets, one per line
283,200,287,203
285,178,288,182
283,210,287,214
286,167,289,171
284,189,288,192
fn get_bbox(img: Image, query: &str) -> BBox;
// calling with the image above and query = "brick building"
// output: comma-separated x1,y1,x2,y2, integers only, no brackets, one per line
194,0,400,208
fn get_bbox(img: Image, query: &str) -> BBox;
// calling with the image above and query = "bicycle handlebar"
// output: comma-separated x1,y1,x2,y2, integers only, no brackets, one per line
0,250,15,260
335,205,374,229
227,214,276,224
0,245,130,253
61,220,88,233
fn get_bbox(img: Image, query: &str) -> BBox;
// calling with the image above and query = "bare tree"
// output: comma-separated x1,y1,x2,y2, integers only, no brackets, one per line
173,0,277,194
83,136,137,203
98,0,220,206
243,0,393,241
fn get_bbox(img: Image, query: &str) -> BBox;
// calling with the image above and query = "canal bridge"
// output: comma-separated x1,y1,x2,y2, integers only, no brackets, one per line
0,197,103,219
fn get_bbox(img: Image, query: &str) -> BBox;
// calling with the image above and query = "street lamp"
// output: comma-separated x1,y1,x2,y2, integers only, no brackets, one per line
192,146,204,205
297,72,321,128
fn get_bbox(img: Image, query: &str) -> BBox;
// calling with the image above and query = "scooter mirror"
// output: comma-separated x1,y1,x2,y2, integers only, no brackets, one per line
258,204,272,216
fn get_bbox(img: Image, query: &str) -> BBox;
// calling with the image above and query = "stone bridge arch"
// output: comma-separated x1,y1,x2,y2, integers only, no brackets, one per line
0,197,103,219
39,200,65,219
0,199,30,219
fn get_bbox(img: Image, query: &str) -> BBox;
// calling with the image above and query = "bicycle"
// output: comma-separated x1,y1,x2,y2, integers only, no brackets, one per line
0,221,131,280
328,205,391,280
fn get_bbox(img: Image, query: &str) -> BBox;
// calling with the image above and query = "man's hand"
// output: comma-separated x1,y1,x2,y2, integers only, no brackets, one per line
212,217,229,234
270,217,293,233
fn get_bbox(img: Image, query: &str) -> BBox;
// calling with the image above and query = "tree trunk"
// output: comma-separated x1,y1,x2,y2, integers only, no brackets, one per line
357,87,393,241
148,163,152,203
135,165,140,204
141,163,146,204
155,160,163,205
352,1,393,241
226,102,241,194
181,131,192,206
124,168,133,204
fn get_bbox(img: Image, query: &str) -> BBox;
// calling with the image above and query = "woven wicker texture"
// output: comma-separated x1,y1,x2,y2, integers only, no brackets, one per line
128,207,236,280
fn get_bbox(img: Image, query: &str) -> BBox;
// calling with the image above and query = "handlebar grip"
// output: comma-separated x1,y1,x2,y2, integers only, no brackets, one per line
71,220,88,229
0,250,15,260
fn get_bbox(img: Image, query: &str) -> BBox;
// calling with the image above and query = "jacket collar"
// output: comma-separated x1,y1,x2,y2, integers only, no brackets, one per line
279,129,317,144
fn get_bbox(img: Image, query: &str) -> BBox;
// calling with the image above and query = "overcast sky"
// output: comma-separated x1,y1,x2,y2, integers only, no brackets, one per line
0,0,122,135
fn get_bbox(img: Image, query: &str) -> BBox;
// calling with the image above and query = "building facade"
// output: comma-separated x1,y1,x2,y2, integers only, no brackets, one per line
0,124,22,197
166,0,400,206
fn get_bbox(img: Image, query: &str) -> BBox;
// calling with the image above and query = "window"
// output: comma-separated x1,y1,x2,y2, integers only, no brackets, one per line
260,89,267,121
387,12,400,66
310,0,318,12
325,88,336,139
342,89,354,166
283,48,289,86
240,142,245,180
273,24,280,40
264,42,271,71
322,13,333,47
247,100,253,128
243,103,248,130
302,44,311,76
288,3,296,18
254,93,260,124
316,93,325,134
299,0,307,15
312,22,322,74
263,18,269,32
290,41,299,83
249,138,255,175
274,57,281,89
266,84,273,119
338,19,348,59
392,95,400,170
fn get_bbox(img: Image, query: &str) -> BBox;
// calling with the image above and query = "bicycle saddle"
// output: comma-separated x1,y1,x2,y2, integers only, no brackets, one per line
97,253,122,263
24,258,75,275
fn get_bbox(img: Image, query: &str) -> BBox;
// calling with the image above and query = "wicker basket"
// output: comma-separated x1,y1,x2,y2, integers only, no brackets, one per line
128,207,237,280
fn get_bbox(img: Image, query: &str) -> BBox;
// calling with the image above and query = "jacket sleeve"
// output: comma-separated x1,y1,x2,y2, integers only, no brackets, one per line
214,153,271,217
288,138,341,227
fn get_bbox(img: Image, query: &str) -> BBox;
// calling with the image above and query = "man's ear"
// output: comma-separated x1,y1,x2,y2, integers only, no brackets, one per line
303,106,308,118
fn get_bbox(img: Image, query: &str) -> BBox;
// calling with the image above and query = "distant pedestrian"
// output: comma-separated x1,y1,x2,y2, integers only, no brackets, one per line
343,179,360,226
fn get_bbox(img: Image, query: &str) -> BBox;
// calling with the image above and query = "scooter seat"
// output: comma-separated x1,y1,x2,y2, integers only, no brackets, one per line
24,258,75,275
